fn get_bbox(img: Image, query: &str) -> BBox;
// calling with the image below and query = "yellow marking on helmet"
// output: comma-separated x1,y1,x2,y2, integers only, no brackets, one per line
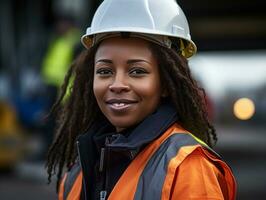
180,39,186,57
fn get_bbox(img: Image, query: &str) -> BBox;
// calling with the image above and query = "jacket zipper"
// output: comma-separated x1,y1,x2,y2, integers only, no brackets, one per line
99,148,107,200
99,136,112,200
76,140,87,200
100,191,107,200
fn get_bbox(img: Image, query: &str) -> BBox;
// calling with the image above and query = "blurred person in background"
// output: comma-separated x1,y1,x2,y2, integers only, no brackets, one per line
41,14,81,91
46,0,236,199
41,14,82,105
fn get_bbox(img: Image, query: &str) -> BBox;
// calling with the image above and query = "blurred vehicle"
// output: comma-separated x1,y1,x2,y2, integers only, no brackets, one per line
0,101,25,170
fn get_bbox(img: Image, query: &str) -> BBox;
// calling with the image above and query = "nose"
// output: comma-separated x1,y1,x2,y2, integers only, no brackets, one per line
109,73,130,93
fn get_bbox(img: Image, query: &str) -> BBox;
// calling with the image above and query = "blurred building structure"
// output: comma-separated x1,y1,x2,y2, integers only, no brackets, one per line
0,0,266,200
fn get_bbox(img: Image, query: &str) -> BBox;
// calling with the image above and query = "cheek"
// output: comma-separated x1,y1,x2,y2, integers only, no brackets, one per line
133,76,161,100
93,78,106,102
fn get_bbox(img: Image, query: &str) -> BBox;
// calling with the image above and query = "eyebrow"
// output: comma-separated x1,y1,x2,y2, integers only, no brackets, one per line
95,59,151,64
127,59,150,64
95,59,112,64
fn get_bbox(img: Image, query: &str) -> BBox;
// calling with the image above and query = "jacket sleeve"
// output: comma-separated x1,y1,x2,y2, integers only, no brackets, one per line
170,149,236,200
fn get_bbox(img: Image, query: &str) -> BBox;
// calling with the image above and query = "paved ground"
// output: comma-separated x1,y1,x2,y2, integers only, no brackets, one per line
0,125,265,200
0,174,56,200
0,162,56,200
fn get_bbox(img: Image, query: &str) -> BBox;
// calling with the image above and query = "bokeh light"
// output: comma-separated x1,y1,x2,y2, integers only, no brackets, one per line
233,98,255,120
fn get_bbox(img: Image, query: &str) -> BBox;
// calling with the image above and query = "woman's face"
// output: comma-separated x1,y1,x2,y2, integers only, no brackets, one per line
93,37,162,132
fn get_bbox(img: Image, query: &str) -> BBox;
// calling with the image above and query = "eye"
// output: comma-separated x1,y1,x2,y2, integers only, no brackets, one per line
129,67,149,76
95,68,113,76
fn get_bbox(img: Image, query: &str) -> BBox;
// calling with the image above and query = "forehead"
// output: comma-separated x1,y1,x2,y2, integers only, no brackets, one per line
95,37,154,59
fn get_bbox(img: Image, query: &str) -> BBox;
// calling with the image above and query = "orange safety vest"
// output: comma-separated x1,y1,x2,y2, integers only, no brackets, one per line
59,123,236,200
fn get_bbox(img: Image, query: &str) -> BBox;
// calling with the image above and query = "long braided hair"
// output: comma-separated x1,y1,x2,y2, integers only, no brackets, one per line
46,40,217,190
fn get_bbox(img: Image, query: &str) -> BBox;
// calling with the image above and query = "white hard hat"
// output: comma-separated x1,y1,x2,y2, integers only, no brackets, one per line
81,0,197,58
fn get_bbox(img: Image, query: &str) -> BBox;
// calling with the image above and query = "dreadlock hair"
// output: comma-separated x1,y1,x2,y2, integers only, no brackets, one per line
46,40,217,191
149,42,217,145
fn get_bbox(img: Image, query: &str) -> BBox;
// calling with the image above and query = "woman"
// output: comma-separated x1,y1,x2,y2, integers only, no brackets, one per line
46,0,237,199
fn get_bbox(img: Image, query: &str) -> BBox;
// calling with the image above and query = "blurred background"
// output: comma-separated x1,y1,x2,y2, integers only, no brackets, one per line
0,0,265,199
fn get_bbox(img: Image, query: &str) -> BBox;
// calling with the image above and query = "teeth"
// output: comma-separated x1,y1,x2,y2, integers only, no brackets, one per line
113,103,126,107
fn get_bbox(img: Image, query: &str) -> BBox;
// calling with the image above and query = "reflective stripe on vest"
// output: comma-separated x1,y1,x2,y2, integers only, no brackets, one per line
133,133,198,200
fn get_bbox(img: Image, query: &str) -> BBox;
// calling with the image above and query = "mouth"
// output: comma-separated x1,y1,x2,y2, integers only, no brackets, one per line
106,99,138,111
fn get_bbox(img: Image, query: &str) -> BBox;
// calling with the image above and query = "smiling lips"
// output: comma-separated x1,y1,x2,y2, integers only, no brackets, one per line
106,99,138,111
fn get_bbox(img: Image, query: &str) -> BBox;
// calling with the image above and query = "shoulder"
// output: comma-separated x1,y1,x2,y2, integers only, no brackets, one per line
178,147,224,181
166,147,237,200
